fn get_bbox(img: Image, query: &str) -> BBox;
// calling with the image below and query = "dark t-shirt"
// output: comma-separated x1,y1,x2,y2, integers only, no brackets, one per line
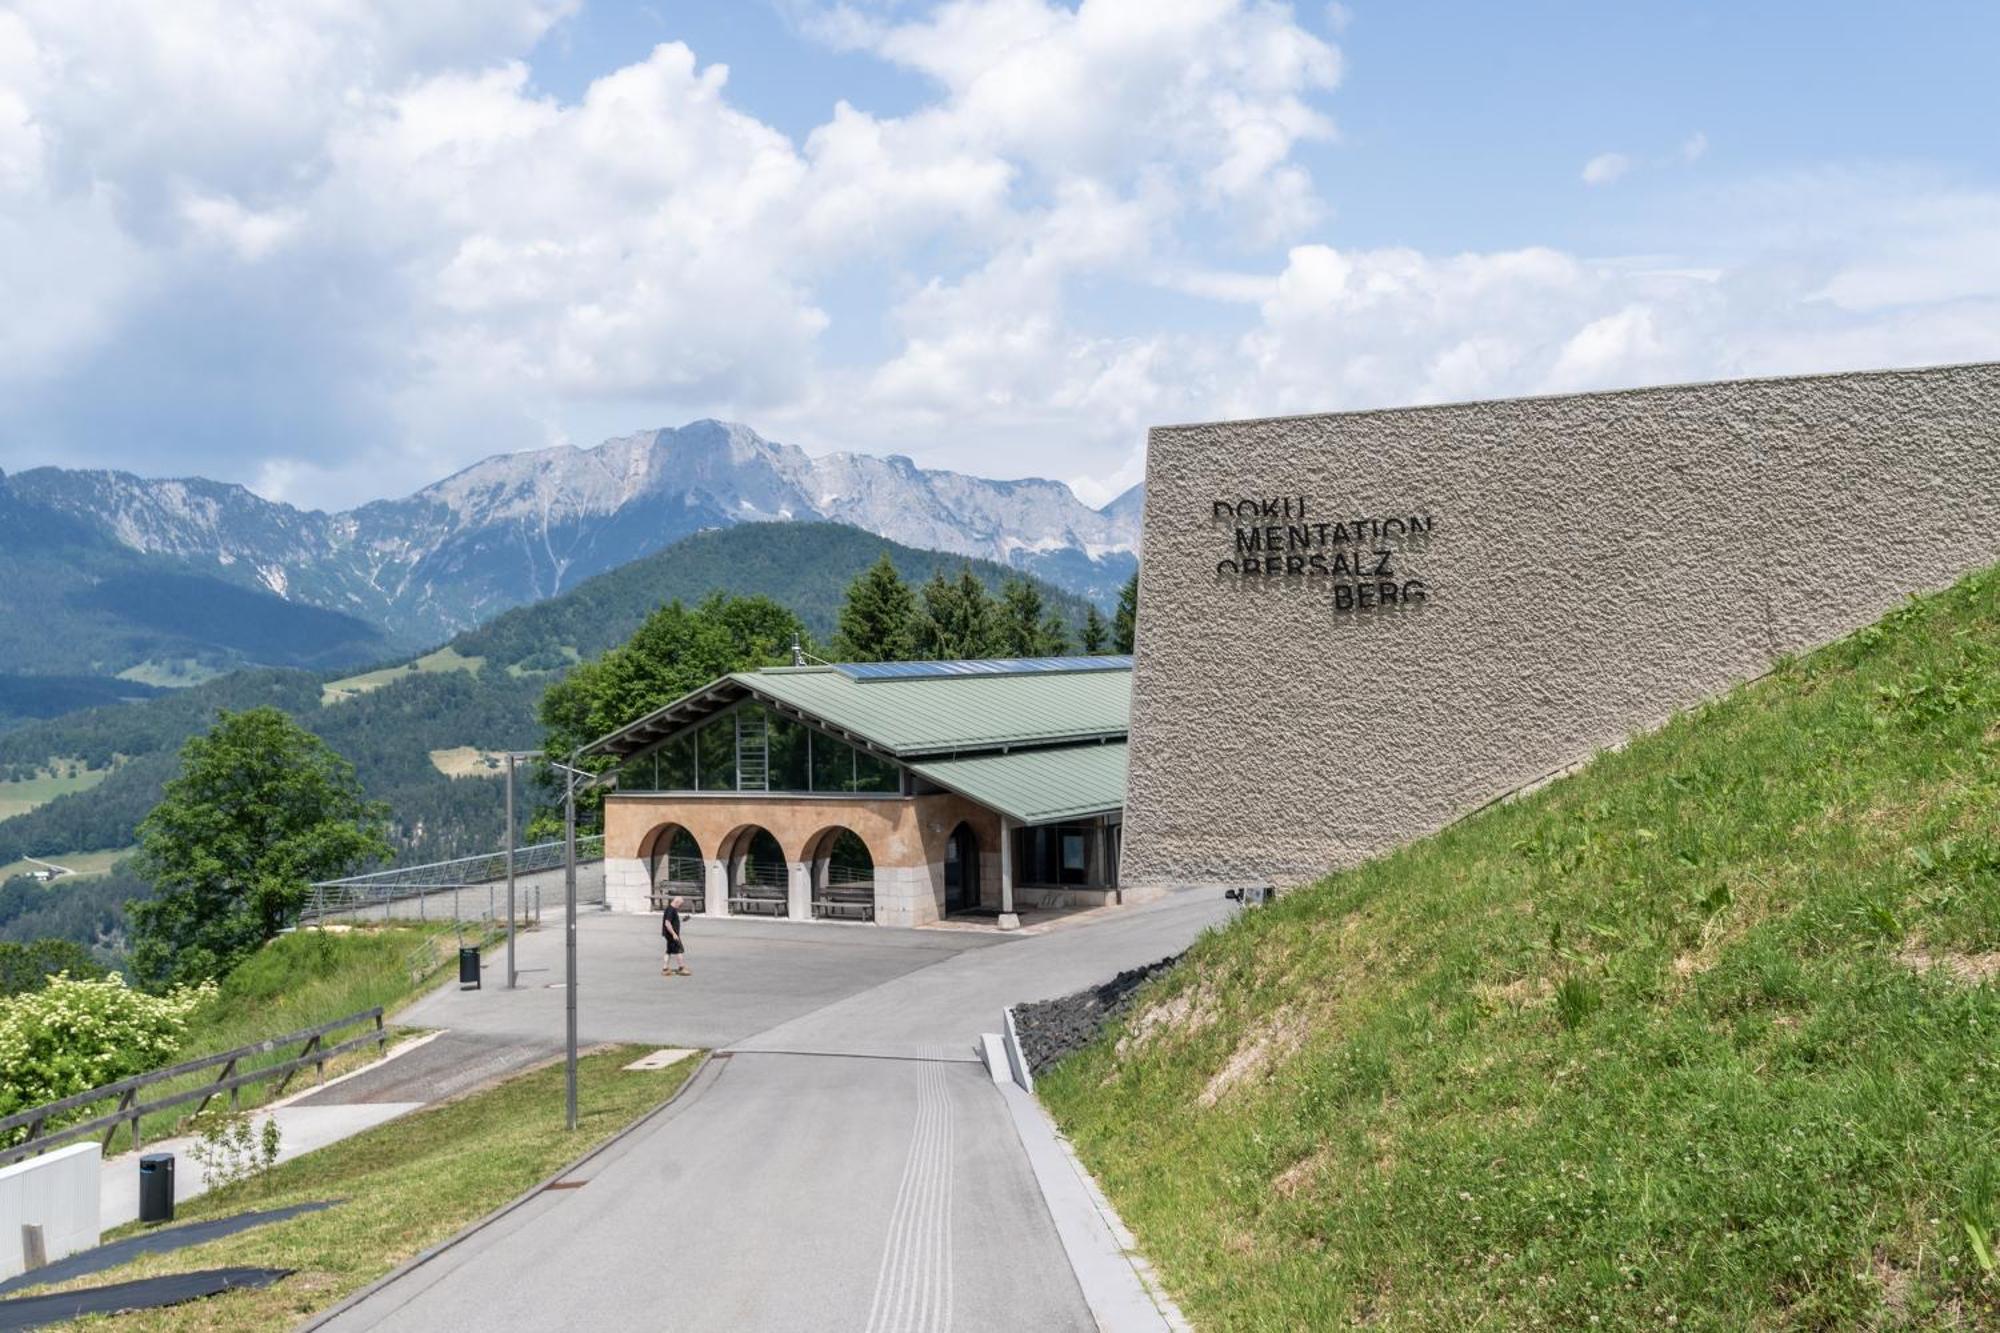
661,904,683,948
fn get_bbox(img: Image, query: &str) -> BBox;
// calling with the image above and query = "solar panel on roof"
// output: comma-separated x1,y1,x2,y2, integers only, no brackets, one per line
833,656,1133,681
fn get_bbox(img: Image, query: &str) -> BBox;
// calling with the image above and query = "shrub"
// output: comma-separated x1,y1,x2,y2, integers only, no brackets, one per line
0,973,212,1135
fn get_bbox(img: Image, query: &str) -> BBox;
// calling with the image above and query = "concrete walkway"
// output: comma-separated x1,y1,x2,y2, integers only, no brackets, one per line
321,892,1229,1332
95,1034,445,1231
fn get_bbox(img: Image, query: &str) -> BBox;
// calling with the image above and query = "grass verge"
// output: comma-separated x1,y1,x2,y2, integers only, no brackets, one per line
16,1044,696,1330
1042,566,2000,1330
106,925,492,1152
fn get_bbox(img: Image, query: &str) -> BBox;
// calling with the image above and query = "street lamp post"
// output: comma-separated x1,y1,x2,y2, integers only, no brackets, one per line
549,757,615,1131
502,750,543,991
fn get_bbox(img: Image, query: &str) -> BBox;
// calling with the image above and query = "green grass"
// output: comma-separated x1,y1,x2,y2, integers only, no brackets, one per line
1042,566,2000,1331
0,761,111,821
21,1045,698,1330
320,646,483,706
114,660,226,689
0,845,132,881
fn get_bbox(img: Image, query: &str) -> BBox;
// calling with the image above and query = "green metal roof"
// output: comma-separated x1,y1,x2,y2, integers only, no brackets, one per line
582,658,1131,762
907,743,1128,824
738,664,1129,757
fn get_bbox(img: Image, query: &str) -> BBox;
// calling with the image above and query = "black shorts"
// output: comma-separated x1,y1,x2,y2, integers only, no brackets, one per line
664,938,684,955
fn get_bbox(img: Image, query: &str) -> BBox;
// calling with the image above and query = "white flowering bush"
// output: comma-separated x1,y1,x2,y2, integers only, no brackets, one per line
0,973,212,1138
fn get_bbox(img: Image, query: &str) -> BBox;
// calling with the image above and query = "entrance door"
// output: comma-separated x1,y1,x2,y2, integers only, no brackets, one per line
943,822,979,915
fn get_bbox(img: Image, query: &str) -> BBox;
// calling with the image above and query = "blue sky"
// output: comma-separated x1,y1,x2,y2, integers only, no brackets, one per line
2,0,1996,509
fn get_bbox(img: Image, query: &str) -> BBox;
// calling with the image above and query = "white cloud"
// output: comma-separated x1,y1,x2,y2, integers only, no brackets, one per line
1582,152,1632,186
0,1,1997,515
1680,130,1709,163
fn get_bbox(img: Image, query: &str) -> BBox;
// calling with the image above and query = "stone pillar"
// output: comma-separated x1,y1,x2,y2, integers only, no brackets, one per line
602,857,651,914
997,817,1019,930
704,859,729,916
788,861,812,921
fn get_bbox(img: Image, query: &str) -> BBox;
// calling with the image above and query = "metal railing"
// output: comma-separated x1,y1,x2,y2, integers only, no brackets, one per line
0,1008,387,1168
729,860,790,916
813,865,876,922
305,835,605,923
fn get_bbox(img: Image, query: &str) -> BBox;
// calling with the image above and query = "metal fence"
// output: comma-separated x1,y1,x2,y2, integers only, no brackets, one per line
0,1008,387,1168
305,835,605,925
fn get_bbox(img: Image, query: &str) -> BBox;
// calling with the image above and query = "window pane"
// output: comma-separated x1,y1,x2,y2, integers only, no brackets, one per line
656,732,697,790
697,716,736,791
852,748,901,794
811,730,853,792
768,715,810,791
1062,833,1087,874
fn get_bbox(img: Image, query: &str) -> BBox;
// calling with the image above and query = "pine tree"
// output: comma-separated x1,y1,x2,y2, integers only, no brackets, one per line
915,567,998,659
1081,604,1109,654
996,572,1048,656
831,554,917,662
1112,571,1139,653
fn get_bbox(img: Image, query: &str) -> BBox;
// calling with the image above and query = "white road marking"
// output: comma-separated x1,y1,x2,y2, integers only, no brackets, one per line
864,1063,957,1333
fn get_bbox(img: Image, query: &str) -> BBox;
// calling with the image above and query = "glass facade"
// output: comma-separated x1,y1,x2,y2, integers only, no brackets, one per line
625,703,903,796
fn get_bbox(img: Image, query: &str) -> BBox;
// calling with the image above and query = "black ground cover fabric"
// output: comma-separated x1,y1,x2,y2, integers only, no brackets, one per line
0,1266,291,1329
0,1201,337,1297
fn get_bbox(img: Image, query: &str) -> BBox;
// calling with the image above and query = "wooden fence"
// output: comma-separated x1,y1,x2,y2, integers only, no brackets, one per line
0,1007,387,1169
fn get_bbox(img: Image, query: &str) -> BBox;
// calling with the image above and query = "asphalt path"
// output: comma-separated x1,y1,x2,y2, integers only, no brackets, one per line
323,891,1231,1332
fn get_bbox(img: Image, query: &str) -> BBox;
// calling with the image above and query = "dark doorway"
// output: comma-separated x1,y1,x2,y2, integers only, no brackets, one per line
944,822,979,915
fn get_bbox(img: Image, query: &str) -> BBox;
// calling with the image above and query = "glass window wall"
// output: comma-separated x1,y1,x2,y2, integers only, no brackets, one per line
626,706,902,796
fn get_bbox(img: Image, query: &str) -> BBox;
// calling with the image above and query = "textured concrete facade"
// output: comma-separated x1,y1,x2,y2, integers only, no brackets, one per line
1124,362,2000,887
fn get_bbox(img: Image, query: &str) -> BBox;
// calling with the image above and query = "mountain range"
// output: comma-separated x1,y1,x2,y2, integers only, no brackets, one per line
8,421,1142,661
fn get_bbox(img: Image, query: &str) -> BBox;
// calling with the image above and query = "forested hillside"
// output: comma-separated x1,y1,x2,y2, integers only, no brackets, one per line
0,470,388,728
454,521,1095,670
0,523,1089,942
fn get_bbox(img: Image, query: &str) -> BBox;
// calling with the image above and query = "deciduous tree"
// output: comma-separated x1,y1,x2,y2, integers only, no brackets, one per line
129,708,389,987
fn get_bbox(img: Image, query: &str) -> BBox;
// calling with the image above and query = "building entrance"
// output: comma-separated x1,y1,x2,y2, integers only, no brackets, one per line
943,822,979,915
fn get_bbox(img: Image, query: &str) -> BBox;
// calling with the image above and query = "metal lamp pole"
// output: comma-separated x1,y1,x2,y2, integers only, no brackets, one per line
502,750,543,991
550,757,614,1131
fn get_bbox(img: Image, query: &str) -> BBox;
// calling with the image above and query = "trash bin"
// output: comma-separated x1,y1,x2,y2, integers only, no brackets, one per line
139,1153,174,1224
459,945,481,990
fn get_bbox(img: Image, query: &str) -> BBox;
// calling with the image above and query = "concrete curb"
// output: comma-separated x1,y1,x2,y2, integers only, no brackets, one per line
296,1048,714,1331
1001,1003,1033,1092
998,1079,1190,1332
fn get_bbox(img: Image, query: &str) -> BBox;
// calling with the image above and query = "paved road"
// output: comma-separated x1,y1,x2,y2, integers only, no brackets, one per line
325,891,1231,1332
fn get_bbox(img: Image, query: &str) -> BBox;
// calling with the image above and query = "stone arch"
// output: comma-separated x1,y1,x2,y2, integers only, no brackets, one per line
642,822,706,913
802,825,878,922
718,823,790,917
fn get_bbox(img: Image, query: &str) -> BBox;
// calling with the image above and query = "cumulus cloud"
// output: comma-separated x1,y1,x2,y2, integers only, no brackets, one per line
0,0,1995,511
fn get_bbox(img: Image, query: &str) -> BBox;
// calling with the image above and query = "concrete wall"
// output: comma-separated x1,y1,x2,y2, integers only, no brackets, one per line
602,791,1005,926
0,1142,101,1281
1124,361,2000,887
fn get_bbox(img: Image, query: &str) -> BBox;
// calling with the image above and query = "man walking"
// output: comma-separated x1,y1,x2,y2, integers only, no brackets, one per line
661,894,689,976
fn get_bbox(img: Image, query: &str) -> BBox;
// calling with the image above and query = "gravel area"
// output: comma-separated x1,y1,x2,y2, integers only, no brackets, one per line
1011,955,1180,1075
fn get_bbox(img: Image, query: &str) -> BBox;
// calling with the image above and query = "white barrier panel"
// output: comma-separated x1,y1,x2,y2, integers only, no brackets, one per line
0,1142,102,1281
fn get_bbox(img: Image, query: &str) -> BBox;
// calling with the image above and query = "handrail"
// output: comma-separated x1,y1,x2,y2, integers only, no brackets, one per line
0,1006,387,1168
303,835,605,922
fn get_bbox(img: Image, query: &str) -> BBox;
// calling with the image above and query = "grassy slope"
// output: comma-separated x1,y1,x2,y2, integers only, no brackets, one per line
0,763,108,821
24,1046,696,1330
1043,567,2000,1331
107,927,485,1151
